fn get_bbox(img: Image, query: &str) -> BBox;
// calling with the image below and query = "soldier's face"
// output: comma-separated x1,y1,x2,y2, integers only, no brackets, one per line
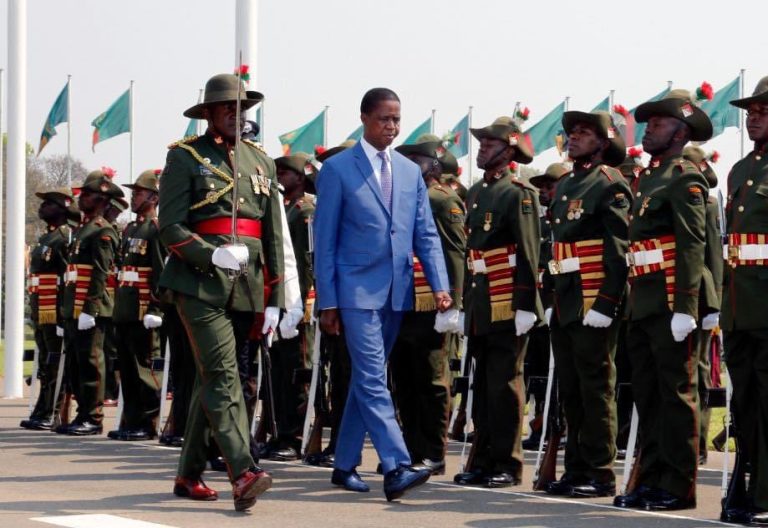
476,137,510,169
567,123,607,161
277,168,302,194
38,200,62,222
361,100,401,150
642,116,685,155
535,180,556,206
131,188,157,214
78,189,102,214
205,102,245,143
407,153,440,180
746,103,768,144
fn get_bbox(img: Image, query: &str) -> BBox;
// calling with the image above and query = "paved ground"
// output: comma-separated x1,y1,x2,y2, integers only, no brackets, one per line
0,389,739,528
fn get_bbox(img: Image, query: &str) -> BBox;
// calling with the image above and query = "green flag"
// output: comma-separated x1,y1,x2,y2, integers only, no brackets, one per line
445,114,470,158
91,89,130,150
526,101,566,155
630,86,671,146
279,109,325,155
701,77,740,138
591,96,610,112
348,124,363,141
402,116,433,145
38,82,69,154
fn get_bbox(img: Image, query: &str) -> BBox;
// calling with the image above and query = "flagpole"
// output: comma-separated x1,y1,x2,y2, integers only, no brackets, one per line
668,80,673,90
740,69,746,158
468,105,474,186
66,75,72,188
324,106,329,148
513,101,521,179
129,80,134,185
609,89,615,114
235,0,258,121
196,88,203,136
431,109,436,134
0,68,4,341
5,0,27,397
260,100,265,143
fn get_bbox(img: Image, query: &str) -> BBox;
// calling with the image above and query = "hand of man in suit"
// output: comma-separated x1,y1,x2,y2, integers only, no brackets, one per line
434,291,453,313
320,308,341,335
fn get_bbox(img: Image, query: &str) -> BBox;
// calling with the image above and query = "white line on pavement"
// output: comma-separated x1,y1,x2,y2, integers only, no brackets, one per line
31,514,178,528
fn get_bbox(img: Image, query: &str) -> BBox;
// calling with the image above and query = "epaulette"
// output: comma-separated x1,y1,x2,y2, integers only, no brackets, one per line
510,177,539,194
599,165,620,182
243,138,268,154
676,158,702,175
167,135,199,149
430,183,450,195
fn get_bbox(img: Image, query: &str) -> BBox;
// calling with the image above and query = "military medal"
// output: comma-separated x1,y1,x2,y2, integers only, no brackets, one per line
639,197,651,217
567,199,583,221
139,240,147,255
483,212,492,232
250,174,261,195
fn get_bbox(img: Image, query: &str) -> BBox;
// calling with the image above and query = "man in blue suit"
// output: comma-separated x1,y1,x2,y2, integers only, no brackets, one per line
313,87,453,501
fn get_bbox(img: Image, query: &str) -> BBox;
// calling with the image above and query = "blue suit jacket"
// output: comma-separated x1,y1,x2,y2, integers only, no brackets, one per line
313,141,449,311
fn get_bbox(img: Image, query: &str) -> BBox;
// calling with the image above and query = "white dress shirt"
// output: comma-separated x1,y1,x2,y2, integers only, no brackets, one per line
360,136,392,189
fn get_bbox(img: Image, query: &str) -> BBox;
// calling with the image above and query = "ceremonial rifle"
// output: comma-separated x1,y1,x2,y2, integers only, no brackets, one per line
532,345,562,491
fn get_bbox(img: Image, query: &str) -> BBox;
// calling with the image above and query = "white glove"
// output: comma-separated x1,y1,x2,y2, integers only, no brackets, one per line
434,308,461,334
56,326,64,337
143,314,163,329
262,306,280,336
77,313,96,331
671,312,697,342
544,307,553,326
212,244,249,271
583,309,613,328
278,308,303,339
515,309,537,336
701,312,720,331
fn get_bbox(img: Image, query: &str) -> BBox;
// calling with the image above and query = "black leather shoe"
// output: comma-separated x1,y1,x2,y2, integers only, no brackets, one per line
124,429,156,441
257,441,278,459
454,468,489,486
107,429,127,440
54,422,73,434
749,511,768,526
67,421,103,436
331,468,370,493
20,418,52,430
613,485,660,508
698,453,708,465
209,456,228,472
270,446,299,461
522,435,542,451
720,507,752,524
383,465,430,501
411,458,446,476
305,448,334,467
570,479,616,498
484,472,521,488
641,490,695,511
546,475,584,496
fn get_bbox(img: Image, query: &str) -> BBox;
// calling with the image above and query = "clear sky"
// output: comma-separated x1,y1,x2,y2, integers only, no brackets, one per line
0,0,764,192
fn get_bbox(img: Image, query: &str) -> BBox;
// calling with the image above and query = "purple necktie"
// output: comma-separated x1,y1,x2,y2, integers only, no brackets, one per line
377,150,392,210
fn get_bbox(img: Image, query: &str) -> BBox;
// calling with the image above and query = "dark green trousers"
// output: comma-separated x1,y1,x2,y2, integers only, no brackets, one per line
269,322,312,444
325,333,352,452
390,312,451,462
175,294,255,481
103,321,120,401
627,314,700,500
696,328,714,458
30,324,64,421
115,321,161,431
162,305,196,437
724,328,768,510
550,317,618,483
64,318,106,425
468,329,528,477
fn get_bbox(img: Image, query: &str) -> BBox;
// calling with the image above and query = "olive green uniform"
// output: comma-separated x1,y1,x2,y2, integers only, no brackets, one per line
626,156,709,500
60,216,119,426
27,224,70,422
391,182,466,462
722,147,768,510
463,169,542,478
270,193,315,448
112,215,166,432
159,133,284,481
545,162,631,484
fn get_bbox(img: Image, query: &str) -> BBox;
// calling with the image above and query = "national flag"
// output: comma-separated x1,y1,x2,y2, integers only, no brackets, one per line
184,119,198,138
444,113,470,158
525,101,566,155
402,116,433,145
591,96,610,112
348,124,363,141
629,86,671,146
279,109,326,155
91,89,130,150
612,104,635,146
38,83,69,155
700,77,740,138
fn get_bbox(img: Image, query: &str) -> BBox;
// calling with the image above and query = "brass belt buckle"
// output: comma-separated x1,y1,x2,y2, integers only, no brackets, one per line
728,245,740,260
626,252,636,267
547,260,561,275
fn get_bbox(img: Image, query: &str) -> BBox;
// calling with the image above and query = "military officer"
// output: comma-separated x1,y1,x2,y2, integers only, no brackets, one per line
614,90,713,511
108,169,166,441
543,111,631,498
20,189,78,430
263,152,317,461
437,149,468,202
453,116,543,488
159,73,283,510
58,169,123,436
721,76,768,526
391,138,466,475
682,146,723,466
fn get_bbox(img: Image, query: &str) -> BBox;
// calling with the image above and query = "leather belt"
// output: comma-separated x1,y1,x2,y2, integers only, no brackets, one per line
193,217,262,238
548,257,580,275
724,243,768,261
626,248,664,267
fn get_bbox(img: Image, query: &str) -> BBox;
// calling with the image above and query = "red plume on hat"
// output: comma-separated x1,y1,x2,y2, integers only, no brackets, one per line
612,104,629,126
314,146,327,156
628,147,644,161
708,150,720,163
695,82,714,104
235,64,250,84
153,169,162,175
457,167,463,176
513,106,530,127
101,166,116,178
508,161,518,171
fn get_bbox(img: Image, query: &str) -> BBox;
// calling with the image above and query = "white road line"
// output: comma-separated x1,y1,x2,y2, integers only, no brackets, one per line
31,514,177,528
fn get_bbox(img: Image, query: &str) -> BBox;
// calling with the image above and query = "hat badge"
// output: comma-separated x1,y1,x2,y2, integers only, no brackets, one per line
508,133,519,146
100,182,109,192
680,103,694,118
